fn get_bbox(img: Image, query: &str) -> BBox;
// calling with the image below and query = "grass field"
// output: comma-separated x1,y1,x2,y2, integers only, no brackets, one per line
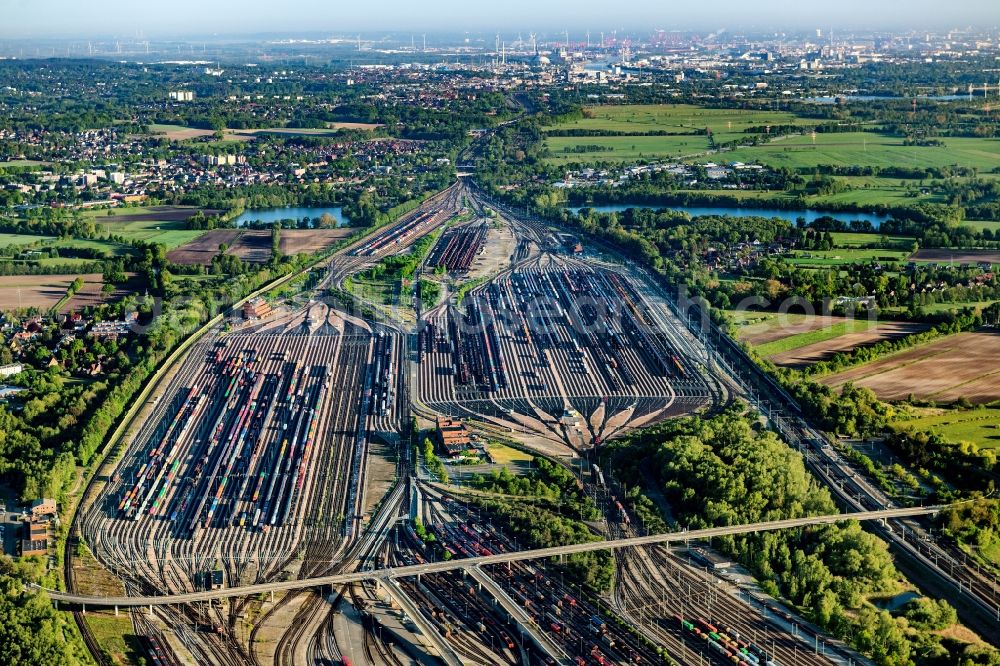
785,247,912,267
0,232,131,261
729,310,820,345
346,276,397,306
0,232,56,246
550,104,814,143
84,613,143,664
100,219,203,248
963,220,1000,233
881,301,1000,317
544,134,710,164
82,205,214,248
755,318,880,357
690,133,1000,171
894,406,1000,449
802,175,945,207
829,232,915,248
670,179,940,208
35,257,103,268
486,442,534,464
50,237,131,256
0,159,50,168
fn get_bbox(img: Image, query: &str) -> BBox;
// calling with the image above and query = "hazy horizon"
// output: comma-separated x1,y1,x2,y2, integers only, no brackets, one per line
2,0,999,40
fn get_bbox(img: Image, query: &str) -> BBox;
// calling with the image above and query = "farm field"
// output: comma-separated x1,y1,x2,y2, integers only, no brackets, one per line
549,104,814,143
766,321,929,367
690,133,1000,171
65,273,142,311
823,331,1000,404
167,228,353,265
909,248,1000,266
0,273,135,312
146,124,222,141
279,228,354,255
167,229,269,265
894,406,1000,450
544,134,710,164
0,275,76,310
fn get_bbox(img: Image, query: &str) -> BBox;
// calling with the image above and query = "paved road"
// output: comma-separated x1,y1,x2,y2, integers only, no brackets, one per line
466,565,571,665
40,505,938,609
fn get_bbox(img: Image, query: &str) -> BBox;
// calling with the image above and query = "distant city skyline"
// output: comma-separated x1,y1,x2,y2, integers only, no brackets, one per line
2,0,999,39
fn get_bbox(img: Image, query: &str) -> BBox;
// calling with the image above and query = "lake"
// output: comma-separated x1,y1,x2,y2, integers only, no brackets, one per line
233,206,351,228
567,204,892,228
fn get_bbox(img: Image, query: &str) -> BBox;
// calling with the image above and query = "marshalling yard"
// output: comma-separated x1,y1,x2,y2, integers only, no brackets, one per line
70,180,874,666
417,259,717,455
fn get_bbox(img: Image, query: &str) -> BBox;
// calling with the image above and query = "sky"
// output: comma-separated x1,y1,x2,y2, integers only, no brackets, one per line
2,0,998,39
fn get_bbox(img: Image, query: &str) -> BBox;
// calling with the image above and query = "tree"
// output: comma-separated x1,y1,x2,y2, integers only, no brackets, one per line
0,557,88,665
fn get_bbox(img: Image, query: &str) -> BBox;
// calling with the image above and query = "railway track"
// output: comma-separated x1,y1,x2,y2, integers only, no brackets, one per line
416,254,715,454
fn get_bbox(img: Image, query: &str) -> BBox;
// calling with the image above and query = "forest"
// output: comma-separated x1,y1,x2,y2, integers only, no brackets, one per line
602,409,999,666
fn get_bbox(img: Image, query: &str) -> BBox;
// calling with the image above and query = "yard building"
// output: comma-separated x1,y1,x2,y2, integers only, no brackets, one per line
243,298,273,320
436,416,472,457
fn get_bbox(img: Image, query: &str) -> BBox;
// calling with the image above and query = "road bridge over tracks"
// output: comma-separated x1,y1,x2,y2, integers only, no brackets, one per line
40,506,939,610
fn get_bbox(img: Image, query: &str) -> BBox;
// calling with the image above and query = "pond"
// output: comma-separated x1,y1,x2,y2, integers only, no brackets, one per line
567,204,892,229
874,591,921,612
233,206,351,228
